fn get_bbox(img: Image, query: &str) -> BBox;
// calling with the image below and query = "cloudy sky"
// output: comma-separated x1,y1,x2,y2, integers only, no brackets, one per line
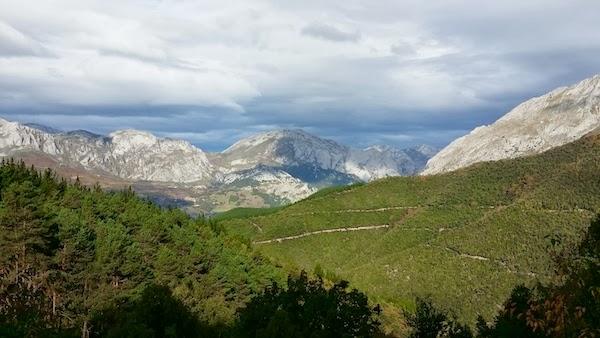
1,0,599,151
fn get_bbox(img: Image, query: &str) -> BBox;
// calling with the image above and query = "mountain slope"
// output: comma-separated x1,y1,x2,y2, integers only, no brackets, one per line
423,74,600,175
0,160,284,336
220,133,600,328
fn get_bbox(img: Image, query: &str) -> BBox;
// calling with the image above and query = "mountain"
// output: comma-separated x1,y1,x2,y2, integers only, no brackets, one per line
0,118,435,213
214,129,434,183
0,118,216,182
219,132,600,330
423,74,600,175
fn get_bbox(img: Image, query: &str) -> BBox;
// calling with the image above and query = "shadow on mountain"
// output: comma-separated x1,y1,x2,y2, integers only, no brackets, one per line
281,165,357,187
138,193,194,209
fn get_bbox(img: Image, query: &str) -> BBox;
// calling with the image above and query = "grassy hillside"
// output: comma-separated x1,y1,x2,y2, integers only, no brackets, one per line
221,133,600,330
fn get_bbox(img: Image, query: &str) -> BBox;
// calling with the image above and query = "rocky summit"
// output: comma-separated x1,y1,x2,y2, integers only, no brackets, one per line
423,75,600,175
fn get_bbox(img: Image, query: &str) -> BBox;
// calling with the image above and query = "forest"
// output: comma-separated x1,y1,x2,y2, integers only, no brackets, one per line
0,160,598,337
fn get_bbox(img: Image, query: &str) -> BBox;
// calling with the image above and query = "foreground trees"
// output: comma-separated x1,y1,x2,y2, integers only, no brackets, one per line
0,160,282,337
236,271,381,338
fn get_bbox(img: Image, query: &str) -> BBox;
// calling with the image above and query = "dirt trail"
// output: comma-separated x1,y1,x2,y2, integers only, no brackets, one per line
251,221,263,233
288,206,418,216
253,224,391,244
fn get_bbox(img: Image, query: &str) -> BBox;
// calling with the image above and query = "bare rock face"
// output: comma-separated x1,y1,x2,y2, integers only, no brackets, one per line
0,118,215,183
217,129,349,173
423,75,600,175
216,129,435,182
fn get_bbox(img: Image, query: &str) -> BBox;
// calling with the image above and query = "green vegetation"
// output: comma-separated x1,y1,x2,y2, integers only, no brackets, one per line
212,206,284,222
221,134,600,332
477,215,599,337
2,134,599,337
411,216,600,338
235,271,382,338
0,159,387,338
300,182,365,201
0,160,284,336
406,297,473,338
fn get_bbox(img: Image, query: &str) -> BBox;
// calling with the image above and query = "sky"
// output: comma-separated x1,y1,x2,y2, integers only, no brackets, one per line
1,0,599,151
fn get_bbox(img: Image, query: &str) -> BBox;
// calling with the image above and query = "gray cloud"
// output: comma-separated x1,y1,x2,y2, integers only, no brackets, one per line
0,21,49,56
301,22,361,42
0,0,599,151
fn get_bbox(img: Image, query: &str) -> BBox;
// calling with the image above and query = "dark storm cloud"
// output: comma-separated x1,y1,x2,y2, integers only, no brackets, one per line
0,0,599,151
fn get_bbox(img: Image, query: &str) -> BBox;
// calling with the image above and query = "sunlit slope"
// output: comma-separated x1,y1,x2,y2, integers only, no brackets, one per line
221,133,600,323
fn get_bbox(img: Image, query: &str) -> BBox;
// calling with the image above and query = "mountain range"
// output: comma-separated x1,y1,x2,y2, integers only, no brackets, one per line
0,118,436,213
2,74,599,215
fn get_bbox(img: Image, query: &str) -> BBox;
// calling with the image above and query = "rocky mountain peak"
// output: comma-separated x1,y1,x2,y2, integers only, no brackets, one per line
423,74,600,175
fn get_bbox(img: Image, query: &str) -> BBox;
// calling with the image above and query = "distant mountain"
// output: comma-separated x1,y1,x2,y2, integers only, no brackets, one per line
0,118,436,213
214,129,434,183
0,119,216,182
423,74,600,175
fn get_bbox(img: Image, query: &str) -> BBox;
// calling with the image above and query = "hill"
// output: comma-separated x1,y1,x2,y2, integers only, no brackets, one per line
221,132,600,330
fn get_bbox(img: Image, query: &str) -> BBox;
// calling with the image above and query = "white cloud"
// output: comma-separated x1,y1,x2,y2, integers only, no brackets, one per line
0,21,48,56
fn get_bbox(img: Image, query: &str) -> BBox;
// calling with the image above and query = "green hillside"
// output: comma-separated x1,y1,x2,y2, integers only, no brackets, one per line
221,133,600,329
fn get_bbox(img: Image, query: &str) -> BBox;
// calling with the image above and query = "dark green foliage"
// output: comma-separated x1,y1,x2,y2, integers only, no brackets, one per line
235,271,382,338
475,286,546,338
0,160,388,338
0,160,283,336
90,284,211,338
406,297,472,338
